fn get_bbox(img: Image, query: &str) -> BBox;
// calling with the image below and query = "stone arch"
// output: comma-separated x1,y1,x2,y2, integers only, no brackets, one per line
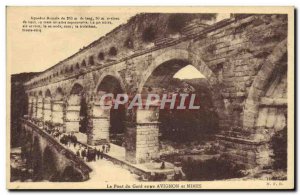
52,87,65,127
137,49,226,125
43,89,52,123
127,49,226,163
27,92,33,117
69,83,84,96
67,80,85,96
54,87,64,101
243,39,287,128
30,92,38,119
31,136,43,181
86,73,127,145
138,49,218,93
65,83,87,133
61,165,84,182
45,89,52,98
36,91,44,120
94,72,126,94
43,146,59,181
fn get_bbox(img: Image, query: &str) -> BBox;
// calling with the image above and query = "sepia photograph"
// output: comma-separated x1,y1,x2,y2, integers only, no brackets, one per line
6,6,294,190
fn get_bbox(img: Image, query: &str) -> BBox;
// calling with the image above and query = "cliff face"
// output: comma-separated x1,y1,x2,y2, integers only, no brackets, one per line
11,72,39,147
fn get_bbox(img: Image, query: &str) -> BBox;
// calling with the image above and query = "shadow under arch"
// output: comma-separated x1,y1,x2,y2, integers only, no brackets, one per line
96,75,126,146
61,165,84,182
31,136,43,181
43,146,60,181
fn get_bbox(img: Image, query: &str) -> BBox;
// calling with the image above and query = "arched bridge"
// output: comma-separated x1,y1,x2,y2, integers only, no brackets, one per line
22,13,288,169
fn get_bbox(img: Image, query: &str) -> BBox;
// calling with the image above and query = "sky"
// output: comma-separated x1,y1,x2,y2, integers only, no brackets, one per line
7,7,230,75
173,65,206,79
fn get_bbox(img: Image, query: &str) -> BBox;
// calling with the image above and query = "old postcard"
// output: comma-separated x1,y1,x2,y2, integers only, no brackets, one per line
6,6,294,190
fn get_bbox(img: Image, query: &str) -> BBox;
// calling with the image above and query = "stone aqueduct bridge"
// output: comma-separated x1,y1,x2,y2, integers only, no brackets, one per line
21,118,92,181
22,14,288,169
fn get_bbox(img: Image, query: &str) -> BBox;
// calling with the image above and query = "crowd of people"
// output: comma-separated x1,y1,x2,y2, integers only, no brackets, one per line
43,124,112,163
75,143,111,162
60,133,78,147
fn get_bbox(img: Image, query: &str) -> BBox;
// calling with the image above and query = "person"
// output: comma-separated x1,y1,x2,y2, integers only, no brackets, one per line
107,143,111,153
96,149,101,160
93,149,96,161
102,145,106,153
81,148,86,161
160,161,165,169
86,149,90,162
100,149,103,159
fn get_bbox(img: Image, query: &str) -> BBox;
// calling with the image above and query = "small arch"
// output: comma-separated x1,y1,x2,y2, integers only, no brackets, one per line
88,55,94,65
54,87,64,101
98,52,105,60
109,47,117,56
81,60,86,67
32,137,43,181
45,89,51,98
76,63,80,69
94,72,126,94
70,83,84,95
43,146,58,181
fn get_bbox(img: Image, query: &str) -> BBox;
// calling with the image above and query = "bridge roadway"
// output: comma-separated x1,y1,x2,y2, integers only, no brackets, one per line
25,119,176,181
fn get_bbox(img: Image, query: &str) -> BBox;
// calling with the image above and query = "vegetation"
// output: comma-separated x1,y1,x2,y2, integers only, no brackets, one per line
182,156,245,181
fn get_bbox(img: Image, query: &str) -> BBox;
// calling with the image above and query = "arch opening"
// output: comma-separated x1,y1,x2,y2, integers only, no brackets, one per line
43,89,52,123
31,137,43,181
36,91,44,121
136,59,219,163
52,88,65,128
66,83,88,134
61,166,84,182
43,147,59,181
96,75,126,146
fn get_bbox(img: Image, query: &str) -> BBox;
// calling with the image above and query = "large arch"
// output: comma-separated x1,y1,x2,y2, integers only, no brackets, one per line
31,92,38,119
137,49,226,123
243,39,287,128
94,72,126,94
31,136,43,181
61,165,84,182
125,49,225,164
36,91,44,124
87,74,126,145
52,87,65,130
27,94,33,118
43,89,52,123
43,146,59,181
65,83,86,133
